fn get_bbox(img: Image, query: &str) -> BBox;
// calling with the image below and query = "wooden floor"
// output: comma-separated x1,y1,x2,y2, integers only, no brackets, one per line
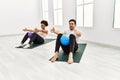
0,35,120,80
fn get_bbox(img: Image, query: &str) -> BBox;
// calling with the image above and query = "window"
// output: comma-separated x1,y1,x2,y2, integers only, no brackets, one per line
114,0,120,28
53,0,63,25
76,0,93,27
42,0,49,21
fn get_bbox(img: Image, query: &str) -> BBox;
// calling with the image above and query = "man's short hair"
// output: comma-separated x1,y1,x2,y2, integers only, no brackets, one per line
69,19,76,25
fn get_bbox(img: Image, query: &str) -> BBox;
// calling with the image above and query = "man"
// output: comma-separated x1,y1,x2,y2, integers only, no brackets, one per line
50,19,81,64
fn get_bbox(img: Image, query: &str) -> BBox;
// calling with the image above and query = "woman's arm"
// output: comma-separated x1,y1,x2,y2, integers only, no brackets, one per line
37,29,48,34
23,28,48,34
23,28,36,32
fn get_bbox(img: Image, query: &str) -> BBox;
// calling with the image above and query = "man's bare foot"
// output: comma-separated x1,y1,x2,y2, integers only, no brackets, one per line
67,52,73,64
51,52,59,62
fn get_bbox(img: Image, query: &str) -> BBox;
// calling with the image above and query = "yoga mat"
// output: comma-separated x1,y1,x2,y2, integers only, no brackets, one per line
27,39,55,49
16,39,55,49
50,43,87,63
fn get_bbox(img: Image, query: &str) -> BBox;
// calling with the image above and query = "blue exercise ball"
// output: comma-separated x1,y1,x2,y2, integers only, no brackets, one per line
60,34,70,46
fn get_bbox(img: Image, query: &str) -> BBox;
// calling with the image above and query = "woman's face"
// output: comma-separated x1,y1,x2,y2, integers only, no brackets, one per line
41,23,46,29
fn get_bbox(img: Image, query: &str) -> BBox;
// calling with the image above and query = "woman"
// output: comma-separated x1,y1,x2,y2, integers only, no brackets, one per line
16,20,48,48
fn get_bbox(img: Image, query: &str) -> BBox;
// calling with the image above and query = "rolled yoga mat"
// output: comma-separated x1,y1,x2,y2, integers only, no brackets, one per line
49,43,87,63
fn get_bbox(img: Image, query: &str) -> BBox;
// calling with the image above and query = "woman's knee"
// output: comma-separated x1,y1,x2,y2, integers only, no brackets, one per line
26,32,29,35
24,32,29,37
32,32,37,35
31,32,37,37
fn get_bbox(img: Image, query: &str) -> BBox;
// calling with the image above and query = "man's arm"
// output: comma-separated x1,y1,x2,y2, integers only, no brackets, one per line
50,27,64,35
74,28,81,37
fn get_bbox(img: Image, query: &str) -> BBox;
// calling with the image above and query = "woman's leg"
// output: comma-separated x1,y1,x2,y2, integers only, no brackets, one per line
33,35,44,44
28,33,42,44
16,32,29,48
21,32,29,44
23,33,44,48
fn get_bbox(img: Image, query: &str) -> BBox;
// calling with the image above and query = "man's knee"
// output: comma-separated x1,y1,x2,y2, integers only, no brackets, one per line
57,34,63,39
70,34,75,39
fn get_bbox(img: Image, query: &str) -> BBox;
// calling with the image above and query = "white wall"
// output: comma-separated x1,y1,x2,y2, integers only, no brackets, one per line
1,0,120,47
0,0,40,36
79,0,120,47
46,0,76,30
63,0,76,28
53,0,120,47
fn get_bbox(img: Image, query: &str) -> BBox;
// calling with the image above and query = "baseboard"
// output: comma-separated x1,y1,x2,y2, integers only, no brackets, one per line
0,33,24,37
80,39,120,49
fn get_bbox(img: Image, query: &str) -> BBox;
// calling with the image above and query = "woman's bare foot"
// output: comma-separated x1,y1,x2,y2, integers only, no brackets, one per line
51,52,59,62
67,52,73,64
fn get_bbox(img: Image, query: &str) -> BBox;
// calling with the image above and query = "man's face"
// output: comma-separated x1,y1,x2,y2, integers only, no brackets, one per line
69,21,76,30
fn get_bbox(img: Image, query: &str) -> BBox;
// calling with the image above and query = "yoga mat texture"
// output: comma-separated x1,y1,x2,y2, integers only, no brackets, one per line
27,39,55,49
50,43,87,63
16,39,55,49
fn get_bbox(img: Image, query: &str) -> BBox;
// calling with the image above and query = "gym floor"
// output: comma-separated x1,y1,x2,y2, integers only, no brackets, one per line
0,35,120,80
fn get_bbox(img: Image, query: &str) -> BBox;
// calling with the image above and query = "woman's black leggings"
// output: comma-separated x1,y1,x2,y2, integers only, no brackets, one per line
55,34,78,53
21,32,44,44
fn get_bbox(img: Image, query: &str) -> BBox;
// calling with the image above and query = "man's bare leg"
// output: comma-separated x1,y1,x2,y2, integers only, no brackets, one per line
67,52,73,64
51,52,59,62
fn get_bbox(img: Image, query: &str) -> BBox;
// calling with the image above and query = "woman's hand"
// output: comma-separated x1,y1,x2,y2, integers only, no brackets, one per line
23,28,28,31
34,28,39,32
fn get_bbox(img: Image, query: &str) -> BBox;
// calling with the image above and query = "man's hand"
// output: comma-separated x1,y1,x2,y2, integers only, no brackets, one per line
73,28,78,34
50,27,55,33
73,28,81,37
50,27,64,35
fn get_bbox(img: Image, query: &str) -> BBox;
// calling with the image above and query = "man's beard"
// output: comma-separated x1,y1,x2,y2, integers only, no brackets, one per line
70,27,74,30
